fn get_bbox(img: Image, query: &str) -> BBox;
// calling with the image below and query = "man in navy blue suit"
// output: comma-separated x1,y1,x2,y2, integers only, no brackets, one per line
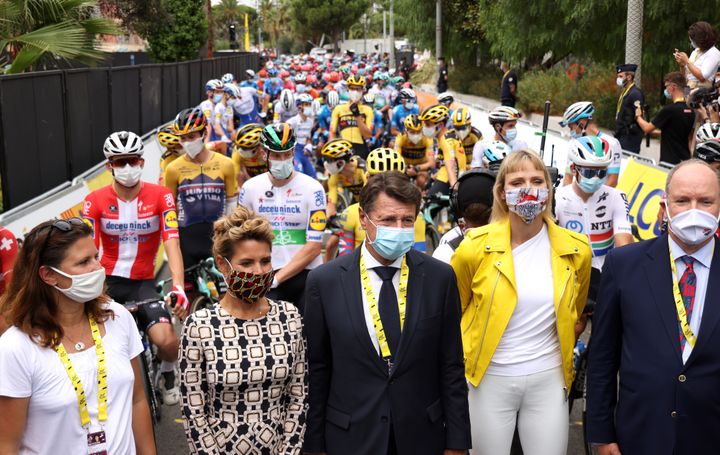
587,159,720,455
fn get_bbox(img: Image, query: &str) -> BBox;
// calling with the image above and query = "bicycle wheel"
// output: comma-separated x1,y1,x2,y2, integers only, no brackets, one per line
191,294,216,313
138,348,161,428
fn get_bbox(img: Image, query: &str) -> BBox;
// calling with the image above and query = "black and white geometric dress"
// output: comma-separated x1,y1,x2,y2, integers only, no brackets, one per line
180,299,307,454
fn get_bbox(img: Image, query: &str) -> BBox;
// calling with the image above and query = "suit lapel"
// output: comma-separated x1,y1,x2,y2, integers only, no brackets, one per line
340,247,389,376
685,239,720,367
390,250,424,375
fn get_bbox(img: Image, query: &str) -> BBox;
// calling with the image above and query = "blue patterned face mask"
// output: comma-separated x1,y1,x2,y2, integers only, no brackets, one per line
367,218,415,260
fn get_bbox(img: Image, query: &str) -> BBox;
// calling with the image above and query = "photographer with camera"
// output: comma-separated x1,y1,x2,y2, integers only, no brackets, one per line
674,21,720,91
635,72,696,165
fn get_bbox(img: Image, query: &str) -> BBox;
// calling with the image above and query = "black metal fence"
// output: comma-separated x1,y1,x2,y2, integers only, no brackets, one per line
0,52,259,210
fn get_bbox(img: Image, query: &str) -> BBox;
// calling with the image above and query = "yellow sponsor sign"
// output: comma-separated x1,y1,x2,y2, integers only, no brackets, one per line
309,210,327,231
617,159,669,240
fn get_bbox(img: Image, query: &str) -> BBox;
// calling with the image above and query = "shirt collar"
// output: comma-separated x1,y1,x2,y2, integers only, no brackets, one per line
361,241,403,269
669,235,715,269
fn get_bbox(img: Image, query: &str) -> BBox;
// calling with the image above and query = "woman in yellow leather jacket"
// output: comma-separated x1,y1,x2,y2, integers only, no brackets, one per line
451,149,591,455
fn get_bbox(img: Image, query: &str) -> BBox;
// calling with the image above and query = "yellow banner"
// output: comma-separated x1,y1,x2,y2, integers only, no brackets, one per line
617,159,668,240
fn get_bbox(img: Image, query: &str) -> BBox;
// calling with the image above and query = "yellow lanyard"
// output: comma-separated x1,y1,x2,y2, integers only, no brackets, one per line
359,253,410,359
616,82,634,116
55,314,108,428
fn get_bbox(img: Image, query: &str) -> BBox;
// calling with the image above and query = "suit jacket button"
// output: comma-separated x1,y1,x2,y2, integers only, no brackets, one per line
671,411,678,418
678,374,687,382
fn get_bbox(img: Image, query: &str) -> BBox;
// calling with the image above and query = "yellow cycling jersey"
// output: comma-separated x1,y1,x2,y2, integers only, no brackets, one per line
462,126,483,164
160,150,181,184
327,165,367,205
395,134,433,166
435,130,467,184
330,103,375,144
231,150,268,178
338,203,426,254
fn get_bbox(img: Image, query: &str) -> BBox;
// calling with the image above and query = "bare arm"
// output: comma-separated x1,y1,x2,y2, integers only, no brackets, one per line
614,233,634,248
0,396,29,454
131,358,157,455
634,106,656,135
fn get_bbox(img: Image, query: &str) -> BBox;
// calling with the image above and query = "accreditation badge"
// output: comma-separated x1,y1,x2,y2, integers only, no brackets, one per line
87,430,108,455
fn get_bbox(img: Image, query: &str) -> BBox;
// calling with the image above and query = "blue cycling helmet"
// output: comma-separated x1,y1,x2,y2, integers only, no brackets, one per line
267,68,279,77
482,141,513,171
560,101,595,127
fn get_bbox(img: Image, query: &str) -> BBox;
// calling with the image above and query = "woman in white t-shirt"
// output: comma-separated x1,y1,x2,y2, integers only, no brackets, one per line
451,150,592,455
674,21,720,89
0,218,155,454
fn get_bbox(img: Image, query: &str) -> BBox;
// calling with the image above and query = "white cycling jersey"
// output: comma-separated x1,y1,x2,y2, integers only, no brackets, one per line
555,184,632,270
287,114,315,144
274,101,299,123
233,86,259,115
213,101,234,141
199,99,215,122
238,172,327,270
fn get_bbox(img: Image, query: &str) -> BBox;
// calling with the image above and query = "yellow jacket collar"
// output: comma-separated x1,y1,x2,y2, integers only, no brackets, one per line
480,217,583,257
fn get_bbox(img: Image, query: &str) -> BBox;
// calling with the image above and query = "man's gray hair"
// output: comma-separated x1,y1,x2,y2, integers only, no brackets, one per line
665,158,720,194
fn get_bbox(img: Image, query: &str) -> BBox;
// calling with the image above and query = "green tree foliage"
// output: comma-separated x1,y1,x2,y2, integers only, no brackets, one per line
259,0,291,49
290,0,370,51
98,0,166,37
145,0,207,62
0,0,119,73
213,0,257,41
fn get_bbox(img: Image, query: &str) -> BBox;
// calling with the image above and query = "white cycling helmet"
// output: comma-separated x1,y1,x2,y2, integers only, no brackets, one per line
481,141,512,170
327,90,340,109
363,93,375,105
311,99,322,115
103,131,144,160
205,79,223,92
488,106,521,124
296,93,313,105
559,101,595,127
567,136,612,167
224,83,241,99
437,92,454,106
398,87,417,102
245,69,256,79
221,73,234,84
695,122,720,143
280,89,295,111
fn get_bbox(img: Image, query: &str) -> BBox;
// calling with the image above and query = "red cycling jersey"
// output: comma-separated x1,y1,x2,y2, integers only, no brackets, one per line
83,183,179,280
0,226,18,295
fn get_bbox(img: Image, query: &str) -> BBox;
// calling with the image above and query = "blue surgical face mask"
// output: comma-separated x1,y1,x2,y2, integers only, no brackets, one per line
405,102,416,110
296,84,307,93
663,88,671,99
504,127,518,142
303,107,314,117
570,130,581,139
578,175,608,194
367,218,415,260
213,94,223,103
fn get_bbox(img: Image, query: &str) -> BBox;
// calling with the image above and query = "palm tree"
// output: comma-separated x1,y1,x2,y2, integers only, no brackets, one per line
0,0,119,74
259,0,290,51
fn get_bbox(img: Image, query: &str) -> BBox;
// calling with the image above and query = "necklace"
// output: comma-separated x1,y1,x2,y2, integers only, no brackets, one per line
64,332,87,351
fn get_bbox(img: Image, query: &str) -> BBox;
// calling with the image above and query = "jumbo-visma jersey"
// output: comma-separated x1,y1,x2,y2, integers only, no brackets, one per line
82,183,179,280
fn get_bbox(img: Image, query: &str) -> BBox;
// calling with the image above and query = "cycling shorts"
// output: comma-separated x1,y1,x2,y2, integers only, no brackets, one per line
105,275,171,333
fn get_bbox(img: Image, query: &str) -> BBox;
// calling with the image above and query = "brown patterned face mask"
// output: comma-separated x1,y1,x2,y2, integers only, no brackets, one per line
223,258,275,304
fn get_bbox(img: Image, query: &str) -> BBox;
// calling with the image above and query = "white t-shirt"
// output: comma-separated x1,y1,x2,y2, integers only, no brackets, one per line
287,114,315,144
0,301,144,455
687,46,720,83
471,139,529,168
486,225,562,376
432,226,463,264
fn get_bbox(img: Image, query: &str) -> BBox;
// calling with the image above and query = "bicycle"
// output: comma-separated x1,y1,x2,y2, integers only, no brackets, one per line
421,192,452,254
157,258,226,314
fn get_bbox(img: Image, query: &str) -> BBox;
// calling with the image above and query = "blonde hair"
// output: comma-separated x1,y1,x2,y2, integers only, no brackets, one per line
490,149,555,223
212,206,275,260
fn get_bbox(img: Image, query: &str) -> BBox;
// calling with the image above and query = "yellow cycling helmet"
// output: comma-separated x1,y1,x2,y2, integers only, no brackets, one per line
346,74,366,88
321,138,354,159
157,129,180,148
419,104,449,124
366,148,406,176
452,107,472,127
404,114,422,132
234,123,263,150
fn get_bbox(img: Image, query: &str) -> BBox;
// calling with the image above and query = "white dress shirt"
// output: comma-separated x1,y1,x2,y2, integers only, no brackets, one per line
360,242,402,355
669,236,715,363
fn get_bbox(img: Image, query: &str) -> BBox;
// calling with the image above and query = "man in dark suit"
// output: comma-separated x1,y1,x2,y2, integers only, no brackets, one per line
614,63,645,153
303,171,471,455
587,159,720,455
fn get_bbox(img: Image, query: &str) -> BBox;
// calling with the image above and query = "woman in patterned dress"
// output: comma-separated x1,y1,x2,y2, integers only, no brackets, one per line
180,206,307,454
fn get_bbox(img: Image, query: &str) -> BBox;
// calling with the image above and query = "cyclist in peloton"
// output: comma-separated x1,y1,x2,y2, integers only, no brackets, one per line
231,123,268,189
157,127,183,186
471,106,528,168
560,101,622,187
363,93,385,149
83,131,188,405
338,147,426,255
437,92,455,126
390,88,420,137
395,114,436,189
314,90,339,150
450,107,480,164
238,123,326,313
424,104,467,200
274,89,299,123
476,140,513,171
200,79,225,141
164,108,238,268
329,74,375,159
555,136,634,333
211,83,238,156
287,93,317,178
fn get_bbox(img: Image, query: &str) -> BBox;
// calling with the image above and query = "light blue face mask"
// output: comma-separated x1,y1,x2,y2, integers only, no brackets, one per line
504,128,518,141
578,175,607,193
570,130,581,139
367,218,415,260
303,107,314,117
213,94,223,103
663,88,671,99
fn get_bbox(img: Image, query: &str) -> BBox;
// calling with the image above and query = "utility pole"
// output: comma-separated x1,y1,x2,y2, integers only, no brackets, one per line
256,0,263,49
625,0,644,87
207,0,214,58
389,0,395,69
435,0,442,59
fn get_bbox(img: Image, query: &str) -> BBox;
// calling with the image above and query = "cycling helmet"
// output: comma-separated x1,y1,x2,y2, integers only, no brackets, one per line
695,139,720,164
488,106,521,124
363,93,375,105
103,131,144,159
437,92,454,106
294,72,307,83
366,148,406,175
481,141,512,171
695,122,720,143
404,114,422,132
321,138,353,159
224,83,241,99
567,136,612,167
398,88,417,103
296,93,313,106
205,79,223,92
157,129,180,148
327,90,340,109
419,104,450,124
234,123,263,153
452,107,472,127
221,73,234,84
267,68,279,77
559,101,595,127
346,74,366,88
245,69,256,79
311,99,322,115
260,123,296,153
392,76,405,85
172,107,208,135
280,89,295,111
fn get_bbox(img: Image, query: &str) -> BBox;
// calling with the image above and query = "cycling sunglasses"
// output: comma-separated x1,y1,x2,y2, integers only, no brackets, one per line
39,217,86,254
109,156,143,168
575,167,608,179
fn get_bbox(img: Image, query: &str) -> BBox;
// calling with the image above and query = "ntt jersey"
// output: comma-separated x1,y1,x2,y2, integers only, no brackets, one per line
163,153,238,229
338,203,426,255
231,150,268,178
555,184,631,270
435,131,467,184
330,103,374,144
238,172,327,270
82,184,179,280
395,134,433,166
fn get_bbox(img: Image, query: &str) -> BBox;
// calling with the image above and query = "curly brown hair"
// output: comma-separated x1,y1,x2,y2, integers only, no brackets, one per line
0,220,113,348
212,206,275,260
689,21,717,51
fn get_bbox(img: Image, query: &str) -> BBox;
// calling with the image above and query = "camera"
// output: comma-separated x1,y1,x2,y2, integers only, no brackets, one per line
688,86,719,109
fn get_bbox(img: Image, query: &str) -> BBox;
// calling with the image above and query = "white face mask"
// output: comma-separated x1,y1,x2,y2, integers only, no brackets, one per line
324,160,346,175
238,147,258,159
349,90,362,103
616,76,625,87
667,207,720,245
183,138,205,158
408,133,423,144
422,125,436,138
113,164,143,187
51,267,106,303
269,157,294,179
